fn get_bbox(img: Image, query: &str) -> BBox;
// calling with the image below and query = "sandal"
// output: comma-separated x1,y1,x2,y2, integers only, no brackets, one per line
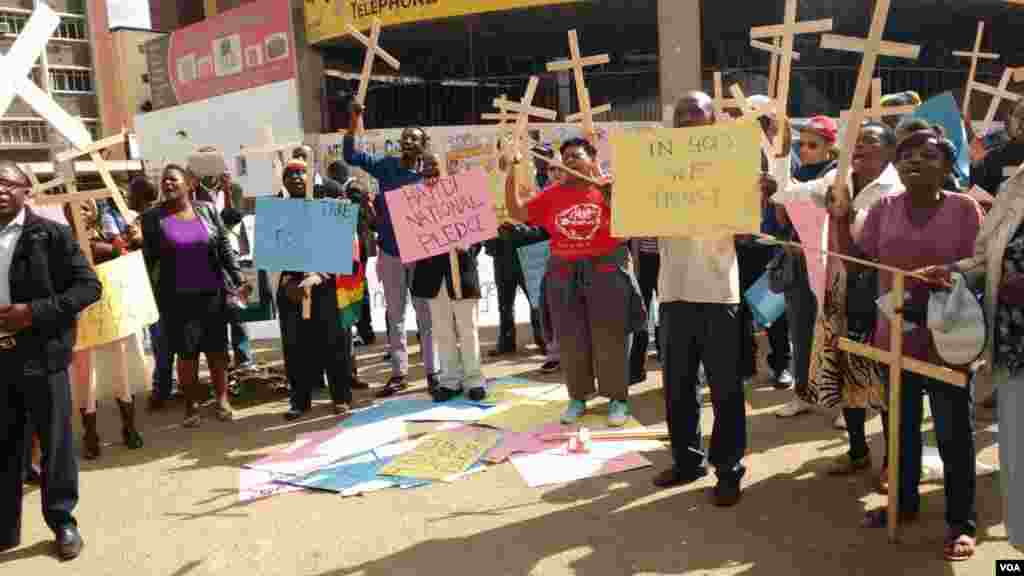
375,376,408,398
944,530,976,562
862,508,919,529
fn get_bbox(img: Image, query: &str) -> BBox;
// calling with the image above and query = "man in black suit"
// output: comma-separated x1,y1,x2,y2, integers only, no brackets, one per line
0,161,101,561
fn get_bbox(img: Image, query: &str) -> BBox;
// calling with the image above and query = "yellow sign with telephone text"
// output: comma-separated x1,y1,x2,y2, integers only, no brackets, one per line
609,121,763,237
305,0,587,45
74,251,160,351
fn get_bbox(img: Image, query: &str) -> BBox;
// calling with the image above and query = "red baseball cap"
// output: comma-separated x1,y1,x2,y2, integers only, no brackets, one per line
803,116,838,143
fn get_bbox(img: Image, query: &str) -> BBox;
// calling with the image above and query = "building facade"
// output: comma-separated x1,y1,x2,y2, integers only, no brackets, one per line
0,0,100,163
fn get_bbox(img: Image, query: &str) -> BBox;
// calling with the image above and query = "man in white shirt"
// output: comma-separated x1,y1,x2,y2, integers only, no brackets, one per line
651,92,747,507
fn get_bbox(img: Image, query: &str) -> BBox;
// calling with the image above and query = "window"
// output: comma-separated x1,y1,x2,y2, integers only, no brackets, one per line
49,69,92,93
0,121,49,146
54,17,87,41
0,12,28,35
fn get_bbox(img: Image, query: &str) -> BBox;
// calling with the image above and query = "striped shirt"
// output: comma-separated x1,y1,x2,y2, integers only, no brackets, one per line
637,238,659,254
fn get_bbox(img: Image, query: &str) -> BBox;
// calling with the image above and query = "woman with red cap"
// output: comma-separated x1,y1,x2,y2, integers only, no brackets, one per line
774,116,838,420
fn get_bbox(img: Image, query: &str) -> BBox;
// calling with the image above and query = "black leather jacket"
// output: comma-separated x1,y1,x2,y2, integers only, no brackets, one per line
140,200,242,312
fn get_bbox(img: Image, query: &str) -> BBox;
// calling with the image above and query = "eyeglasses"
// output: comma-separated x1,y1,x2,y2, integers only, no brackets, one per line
0,179,29,192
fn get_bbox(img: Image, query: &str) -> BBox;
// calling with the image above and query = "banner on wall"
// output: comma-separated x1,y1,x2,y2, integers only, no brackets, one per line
144,0,297,111
304,0,586,45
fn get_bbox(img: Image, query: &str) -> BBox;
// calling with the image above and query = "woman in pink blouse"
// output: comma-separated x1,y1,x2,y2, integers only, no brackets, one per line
830,125,984,561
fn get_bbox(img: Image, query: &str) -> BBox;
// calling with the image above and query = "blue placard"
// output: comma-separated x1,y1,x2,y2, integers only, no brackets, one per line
254,197,357,273
516,241,551,310
912,92,970,186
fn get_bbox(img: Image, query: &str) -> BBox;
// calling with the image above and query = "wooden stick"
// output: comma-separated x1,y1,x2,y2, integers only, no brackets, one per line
54,131,126,163
836,338,967,387
449,249,463,300
820,34,921,60
712,72,742,120
301,141,315,320
526,149,603,187
772,0,798,156
976,68,1021,137
749,19,833,39
751,38,801,61
32,187,115,206
887,272,905,543
728,84,775,160
767,38,780,99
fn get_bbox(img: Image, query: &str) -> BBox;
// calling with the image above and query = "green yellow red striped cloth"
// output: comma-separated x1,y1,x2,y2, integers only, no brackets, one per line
335,238,365,330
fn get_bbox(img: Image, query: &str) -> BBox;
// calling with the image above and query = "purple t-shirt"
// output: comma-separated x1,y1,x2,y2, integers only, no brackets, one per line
857,191,983,362
160,214,223,292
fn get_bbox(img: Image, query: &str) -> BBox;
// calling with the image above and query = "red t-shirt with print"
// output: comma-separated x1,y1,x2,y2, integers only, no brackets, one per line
527,182,620,260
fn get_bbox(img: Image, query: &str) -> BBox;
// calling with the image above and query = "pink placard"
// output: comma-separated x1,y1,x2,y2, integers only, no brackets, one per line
386,168,499,264
784,201,828,312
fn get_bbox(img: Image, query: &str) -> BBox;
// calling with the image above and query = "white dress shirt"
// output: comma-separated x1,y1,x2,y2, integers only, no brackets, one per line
0,207,27,335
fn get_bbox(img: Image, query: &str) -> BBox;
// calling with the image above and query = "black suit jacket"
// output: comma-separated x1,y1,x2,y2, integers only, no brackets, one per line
8,208,102,374
411,245,483,300
140,200,242,313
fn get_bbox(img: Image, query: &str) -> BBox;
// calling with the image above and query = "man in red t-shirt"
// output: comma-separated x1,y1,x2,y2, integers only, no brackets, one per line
505,138,646,428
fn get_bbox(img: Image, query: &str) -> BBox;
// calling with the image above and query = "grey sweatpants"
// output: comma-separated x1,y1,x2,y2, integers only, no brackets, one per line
377,252,437,377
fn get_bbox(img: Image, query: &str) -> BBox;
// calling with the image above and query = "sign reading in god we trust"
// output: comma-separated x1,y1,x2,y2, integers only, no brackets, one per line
253,198,358,273
387,167,499,263
609,121,762,237
75,251,160,351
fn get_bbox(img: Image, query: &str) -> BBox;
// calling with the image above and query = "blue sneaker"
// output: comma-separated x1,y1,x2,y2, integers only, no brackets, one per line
560,400,586,424
608,400,630,427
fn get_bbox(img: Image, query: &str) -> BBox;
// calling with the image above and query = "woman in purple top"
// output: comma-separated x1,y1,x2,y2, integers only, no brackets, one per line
830,125,984,561
141,165,243,428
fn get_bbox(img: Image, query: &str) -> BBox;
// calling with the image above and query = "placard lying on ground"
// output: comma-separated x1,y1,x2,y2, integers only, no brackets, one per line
75,251,160,351
254,197,357,273
610,121,762,237
386,168,499,263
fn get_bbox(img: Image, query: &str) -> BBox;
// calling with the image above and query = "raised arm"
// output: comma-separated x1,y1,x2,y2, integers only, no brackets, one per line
503,154,537,223
342,102,386,178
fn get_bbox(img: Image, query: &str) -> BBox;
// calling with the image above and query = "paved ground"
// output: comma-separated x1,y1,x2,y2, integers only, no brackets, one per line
2,328,1019,576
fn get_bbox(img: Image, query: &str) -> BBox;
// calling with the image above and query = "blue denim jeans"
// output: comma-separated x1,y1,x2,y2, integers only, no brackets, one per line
148,321,174,400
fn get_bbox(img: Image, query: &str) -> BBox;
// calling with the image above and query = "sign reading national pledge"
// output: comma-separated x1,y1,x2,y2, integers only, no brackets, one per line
386,168,499,264
609,121,763,237
254,198,358,273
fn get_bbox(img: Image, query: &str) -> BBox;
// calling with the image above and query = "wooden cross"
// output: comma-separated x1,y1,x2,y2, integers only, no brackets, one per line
494,76,558,155
728,84,776,161
347,17,401,106
971,68,1021,138
750,0,833,155
480,94,515,123
546,29,611,140
712,72,743,121
755,37,801,100
820,0,920,213
953,21,1000,117
1,5,133,263
240,125,302,192
839,78,918,123
836,267,968,545
566,89,611,122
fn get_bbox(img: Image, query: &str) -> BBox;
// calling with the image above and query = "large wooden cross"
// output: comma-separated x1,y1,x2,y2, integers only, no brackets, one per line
347,17,401,106
239,125,303,193
953,21,1000,118
971,67,1021,138
494,76,558,155
546,29,611,140
750,0,833,155
838,78,918,123
819,0,920,210
1,5,131,263
753,37,801,99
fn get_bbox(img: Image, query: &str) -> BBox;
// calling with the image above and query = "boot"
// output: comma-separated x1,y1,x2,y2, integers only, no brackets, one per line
117,397,144,449
80,409,100,460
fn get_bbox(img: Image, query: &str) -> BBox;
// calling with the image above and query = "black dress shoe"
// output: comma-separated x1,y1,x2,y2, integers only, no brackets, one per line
426,374,440,394
375,376,408,398
467,388,486,402
487,348,514,358
630,370,647,385
56,525,83,561
652,466,707,488
710,480,742,507
283,408,305,421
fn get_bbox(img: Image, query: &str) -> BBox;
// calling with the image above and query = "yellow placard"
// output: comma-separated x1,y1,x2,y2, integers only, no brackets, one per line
476,401,569,433
74,251,160,351
377,427,499,480
305,0,586,45
609,121,763,237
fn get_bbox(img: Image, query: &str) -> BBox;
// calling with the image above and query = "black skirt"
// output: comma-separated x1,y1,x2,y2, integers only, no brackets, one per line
163,290,229,358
